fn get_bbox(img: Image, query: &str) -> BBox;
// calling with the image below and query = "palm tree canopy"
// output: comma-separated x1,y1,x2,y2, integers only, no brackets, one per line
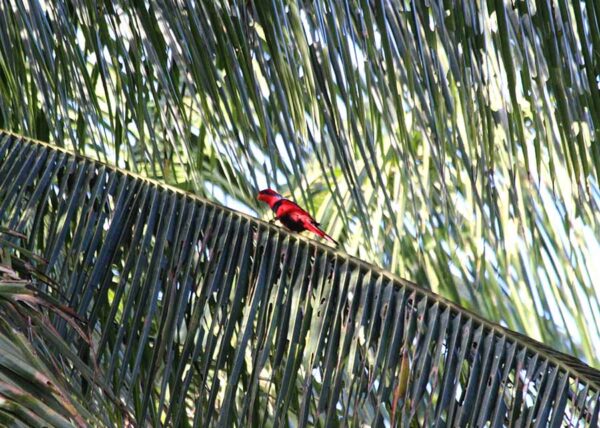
2,0,598,366
0,0,599,425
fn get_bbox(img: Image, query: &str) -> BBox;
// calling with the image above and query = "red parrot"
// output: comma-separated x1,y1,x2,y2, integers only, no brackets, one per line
257,189,338,245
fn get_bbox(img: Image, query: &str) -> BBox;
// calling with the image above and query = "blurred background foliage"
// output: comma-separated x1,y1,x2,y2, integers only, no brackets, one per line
0,0,599,368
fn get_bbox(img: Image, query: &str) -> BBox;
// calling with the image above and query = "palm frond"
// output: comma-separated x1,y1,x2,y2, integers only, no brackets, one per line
0,131,598,426
0,232,129,426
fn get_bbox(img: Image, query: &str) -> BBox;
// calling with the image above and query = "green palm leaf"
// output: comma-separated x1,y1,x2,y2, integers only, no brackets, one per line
0,234,126,426
0,132,598,426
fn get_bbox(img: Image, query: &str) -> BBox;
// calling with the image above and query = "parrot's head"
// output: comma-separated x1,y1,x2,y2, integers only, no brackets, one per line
257,188,283,207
